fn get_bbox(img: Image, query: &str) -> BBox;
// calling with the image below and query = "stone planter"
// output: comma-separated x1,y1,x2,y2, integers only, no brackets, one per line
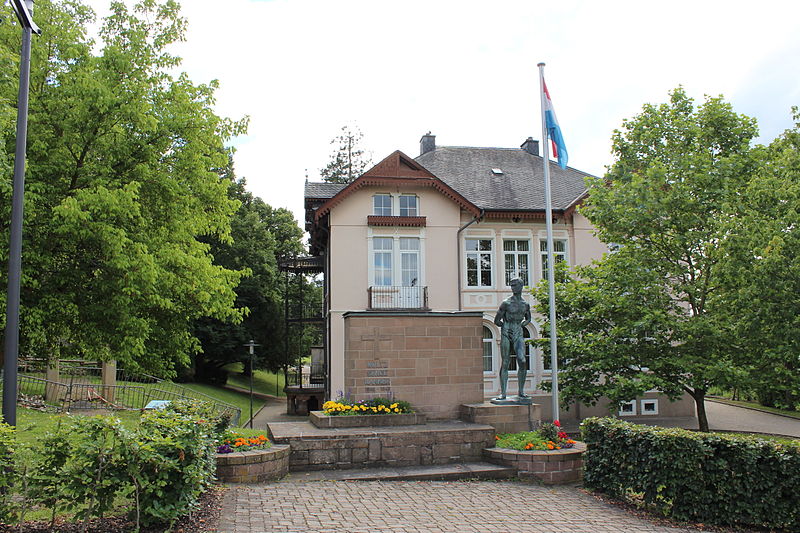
216,444,290,483
483,442,586,484
309,410,427,428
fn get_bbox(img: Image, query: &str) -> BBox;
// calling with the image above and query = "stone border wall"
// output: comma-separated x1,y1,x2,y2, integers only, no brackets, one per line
483,442,586,484
270,422,496,471
216,445,290,483
310,411,427,428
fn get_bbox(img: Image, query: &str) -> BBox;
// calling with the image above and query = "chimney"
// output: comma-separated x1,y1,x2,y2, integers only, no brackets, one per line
521,137,539,156
420,132,436,155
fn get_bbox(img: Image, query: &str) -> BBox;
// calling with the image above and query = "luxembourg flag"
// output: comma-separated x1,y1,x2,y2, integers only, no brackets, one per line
543,80,568,169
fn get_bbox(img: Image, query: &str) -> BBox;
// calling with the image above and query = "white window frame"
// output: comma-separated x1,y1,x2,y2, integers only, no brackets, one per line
539,238,568,281
399,194,419,217
618,400,637,416
482,325,494,373
372,237,394,286
373,194,392,216
369,234,424,288
640,399,659,415
503,239,531,287
465,238,494,288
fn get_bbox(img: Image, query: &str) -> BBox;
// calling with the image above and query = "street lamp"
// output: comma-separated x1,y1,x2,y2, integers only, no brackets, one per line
3,0,41,427
243,340,261,429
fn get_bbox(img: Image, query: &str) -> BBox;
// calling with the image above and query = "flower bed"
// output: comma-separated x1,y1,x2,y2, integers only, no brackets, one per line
216,431,271,454
484,442,586,484
495,420,576,450
322,397,413,416
310,410,427,428
216,445,290,483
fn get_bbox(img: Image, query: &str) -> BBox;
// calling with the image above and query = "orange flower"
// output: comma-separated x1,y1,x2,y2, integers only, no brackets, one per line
495,435,500,441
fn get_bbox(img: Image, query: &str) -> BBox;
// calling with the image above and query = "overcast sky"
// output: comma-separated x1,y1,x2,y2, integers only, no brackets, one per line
84,0,800,227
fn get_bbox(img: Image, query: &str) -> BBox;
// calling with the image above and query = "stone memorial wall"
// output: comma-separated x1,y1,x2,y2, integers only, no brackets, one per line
343,312,484,419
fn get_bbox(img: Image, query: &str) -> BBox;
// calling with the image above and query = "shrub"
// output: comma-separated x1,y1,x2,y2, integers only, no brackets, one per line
0,423,16,523
581,417,800,530
18,408,218,529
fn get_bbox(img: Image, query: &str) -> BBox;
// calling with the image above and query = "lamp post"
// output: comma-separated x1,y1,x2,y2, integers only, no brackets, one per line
3,0,41,427
243,340,261,429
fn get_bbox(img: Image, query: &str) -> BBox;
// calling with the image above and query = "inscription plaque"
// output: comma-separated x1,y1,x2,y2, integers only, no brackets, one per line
365,378,390,386
367,369,388,377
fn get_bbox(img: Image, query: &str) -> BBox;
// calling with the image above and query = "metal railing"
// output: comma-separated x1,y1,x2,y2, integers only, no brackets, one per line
368,285,428,310
11,364,241,425
286,363,326,389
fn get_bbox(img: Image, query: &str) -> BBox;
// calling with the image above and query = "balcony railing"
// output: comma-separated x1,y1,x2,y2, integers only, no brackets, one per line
368,285,428,310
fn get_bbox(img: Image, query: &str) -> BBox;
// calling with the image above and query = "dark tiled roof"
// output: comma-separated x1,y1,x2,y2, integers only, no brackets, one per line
304,146,594,211
415,146,592,211
305,181,347,199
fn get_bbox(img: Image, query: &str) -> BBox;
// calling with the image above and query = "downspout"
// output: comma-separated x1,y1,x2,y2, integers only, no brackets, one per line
456,209,485,311
319,222,331,400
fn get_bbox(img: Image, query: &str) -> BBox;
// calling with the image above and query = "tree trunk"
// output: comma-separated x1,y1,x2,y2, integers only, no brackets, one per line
690,388,709,432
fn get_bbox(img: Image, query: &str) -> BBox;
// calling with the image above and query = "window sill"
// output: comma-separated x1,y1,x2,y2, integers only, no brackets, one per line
367,215,426,227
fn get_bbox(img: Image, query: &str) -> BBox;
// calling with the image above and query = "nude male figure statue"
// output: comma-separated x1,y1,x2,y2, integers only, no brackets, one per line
493,277,532,400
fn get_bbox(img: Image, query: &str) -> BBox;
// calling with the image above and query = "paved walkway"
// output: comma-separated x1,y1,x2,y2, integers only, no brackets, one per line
704,400,800,437
218,480,692,533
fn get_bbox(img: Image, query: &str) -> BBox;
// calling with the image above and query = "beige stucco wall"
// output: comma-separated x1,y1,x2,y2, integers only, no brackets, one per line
327,185,463,396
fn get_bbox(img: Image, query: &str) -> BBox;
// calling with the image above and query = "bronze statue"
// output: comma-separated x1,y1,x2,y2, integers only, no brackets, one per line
493,277,531,401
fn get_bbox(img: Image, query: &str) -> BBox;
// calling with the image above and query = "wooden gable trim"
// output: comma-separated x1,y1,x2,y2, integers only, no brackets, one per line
314,150,480,221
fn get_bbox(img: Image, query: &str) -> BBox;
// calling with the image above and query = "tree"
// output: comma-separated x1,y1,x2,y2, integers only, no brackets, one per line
319,124,371,183
0,0,247,377
716,110,800,410
537,88,758,431
191,163,309,384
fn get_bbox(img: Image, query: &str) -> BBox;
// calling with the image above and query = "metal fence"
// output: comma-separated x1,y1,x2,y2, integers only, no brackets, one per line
11,363,241,426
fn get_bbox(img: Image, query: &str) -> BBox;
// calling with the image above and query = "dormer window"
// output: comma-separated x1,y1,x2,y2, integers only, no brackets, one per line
399,195,418,217
373,194,392,216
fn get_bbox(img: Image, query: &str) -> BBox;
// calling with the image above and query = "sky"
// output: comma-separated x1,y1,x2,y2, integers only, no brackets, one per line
83,0,800,228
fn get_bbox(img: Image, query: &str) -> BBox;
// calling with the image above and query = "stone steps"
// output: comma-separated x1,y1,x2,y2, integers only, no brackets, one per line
268,420,496,472
279,462,516,482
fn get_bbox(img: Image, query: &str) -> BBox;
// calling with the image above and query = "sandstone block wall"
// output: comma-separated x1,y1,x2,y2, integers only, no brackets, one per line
343,313,484,420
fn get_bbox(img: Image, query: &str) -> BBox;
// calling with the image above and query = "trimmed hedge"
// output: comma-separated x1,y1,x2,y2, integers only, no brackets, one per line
581,417,800,530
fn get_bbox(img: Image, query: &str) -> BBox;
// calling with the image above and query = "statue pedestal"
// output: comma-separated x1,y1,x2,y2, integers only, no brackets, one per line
490,396,533,406
460,401,540,433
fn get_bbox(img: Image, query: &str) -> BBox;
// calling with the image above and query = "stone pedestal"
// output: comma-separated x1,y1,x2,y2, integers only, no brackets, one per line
460,402,541,434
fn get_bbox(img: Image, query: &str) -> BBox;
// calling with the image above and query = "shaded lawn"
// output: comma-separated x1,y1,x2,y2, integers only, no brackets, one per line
224,363,287,397
181,382,266,425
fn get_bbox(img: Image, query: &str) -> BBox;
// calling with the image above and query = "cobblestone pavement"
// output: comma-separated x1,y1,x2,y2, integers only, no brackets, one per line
218,480,692,533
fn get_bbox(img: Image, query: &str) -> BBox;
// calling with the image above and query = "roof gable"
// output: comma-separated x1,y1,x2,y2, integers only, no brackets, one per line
362,151,436,179
314,150,480,221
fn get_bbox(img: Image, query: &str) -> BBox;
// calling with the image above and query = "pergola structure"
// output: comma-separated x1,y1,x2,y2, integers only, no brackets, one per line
278,255,326,415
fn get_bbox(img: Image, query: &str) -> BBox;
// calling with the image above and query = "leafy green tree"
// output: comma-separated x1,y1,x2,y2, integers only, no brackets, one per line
537,88,758,431
717,110,800,410
319,124,371,184
0,0,247,376
191,164,309,384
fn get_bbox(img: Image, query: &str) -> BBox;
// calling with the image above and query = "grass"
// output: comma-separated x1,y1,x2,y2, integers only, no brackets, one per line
708,396,800,420
181,382,266,425
13,407,142,447
224,363,287,397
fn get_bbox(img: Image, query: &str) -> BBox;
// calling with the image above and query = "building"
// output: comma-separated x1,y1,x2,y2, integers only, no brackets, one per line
304,134,694,422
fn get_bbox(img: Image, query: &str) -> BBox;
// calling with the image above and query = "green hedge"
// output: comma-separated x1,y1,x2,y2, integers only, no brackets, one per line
581,417,800,530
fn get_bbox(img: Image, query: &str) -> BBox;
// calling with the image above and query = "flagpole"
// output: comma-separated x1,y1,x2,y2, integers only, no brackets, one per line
537,62,560,422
